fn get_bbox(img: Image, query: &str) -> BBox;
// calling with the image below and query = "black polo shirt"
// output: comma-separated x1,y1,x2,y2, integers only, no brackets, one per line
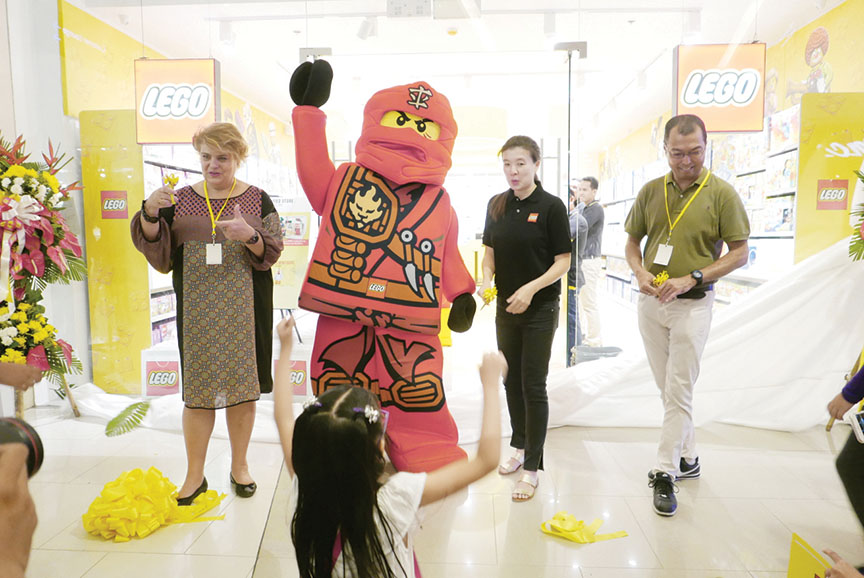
482,184,571,309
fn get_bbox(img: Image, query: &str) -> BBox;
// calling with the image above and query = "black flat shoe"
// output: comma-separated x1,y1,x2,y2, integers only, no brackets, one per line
176,477,207,506
230,473,257,498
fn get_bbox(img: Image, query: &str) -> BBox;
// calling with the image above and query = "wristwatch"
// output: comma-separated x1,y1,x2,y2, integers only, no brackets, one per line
690,269,704,285
141,201,160,223
245,230,260,245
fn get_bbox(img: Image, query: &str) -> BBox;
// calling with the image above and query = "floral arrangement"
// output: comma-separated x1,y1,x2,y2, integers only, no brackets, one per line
850,170,864,262
0,297,81,385
0,134,85,393
0,136,86,298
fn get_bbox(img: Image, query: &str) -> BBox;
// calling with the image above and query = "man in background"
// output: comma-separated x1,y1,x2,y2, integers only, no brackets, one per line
576,176,604,347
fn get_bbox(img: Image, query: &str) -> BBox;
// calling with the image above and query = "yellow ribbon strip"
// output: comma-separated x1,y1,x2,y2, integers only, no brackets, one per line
540,511,628,544
82,467,226,542
0,231,13,312
663,170,711,243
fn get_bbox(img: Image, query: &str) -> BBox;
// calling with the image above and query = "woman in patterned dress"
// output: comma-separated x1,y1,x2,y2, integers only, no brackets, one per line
132,123,283,503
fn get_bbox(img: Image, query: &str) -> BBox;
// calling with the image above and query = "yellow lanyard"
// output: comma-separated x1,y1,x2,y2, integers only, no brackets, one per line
203,178,236,243
663,170,711,243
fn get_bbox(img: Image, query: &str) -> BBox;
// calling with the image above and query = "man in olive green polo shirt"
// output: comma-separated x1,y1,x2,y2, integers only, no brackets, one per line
624,114,750,517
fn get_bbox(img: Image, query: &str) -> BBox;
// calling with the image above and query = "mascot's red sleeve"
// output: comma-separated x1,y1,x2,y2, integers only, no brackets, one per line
293,81,477,472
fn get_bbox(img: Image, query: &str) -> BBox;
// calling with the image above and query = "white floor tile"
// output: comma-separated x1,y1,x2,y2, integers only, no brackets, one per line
25,549,105,578
79,552,255,578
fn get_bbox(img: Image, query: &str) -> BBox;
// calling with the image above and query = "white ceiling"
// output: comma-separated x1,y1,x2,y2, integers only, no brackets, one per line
72,0,845,158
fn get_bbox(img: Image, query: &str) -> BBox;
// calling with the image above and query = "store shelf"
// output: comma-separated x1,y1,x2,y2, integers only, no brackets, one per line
767,146,798,158
737,168,767,178
765,190,796,199
151,312,177,323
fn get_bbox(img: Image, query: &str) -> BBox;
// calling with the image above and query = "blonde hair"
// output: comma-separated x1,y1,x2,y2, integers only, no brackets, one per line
192,123,249,163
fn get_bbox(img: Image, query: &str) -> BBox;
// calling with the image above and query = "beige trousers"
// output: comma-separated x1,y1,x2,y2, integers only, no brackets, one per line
637,292,714,476
579,258,603,346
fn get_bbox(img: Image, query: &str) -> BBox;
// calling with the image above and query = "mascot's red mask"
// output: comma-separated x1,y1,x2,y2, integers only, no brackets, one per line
355,82,457,186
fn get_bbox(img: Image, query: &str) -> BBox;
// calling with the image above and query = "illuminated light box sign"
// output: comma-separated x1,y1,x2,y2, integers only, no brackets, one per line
134,58,220,144
673,43,766,132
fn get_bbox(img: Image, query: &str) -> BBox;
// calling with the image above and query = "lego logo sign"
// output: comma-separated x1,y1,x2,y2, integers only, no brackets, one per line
273,359,308,396
681,69,761,107
100,190,128,219
674,43,766,132
817,179,849,210
135,58,220,144
140,84,212,120
145,360,180,396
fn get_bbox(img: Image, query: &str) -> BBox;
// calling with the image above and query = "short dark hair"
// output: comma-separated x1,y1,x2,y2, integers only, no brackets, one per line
581,176,598,191
664,114,707,145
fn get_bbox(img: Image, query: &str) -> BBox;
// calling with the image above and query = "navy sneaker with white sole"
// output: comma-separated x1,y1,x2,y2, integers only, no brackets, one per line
678,457,700,480
648,471,677,517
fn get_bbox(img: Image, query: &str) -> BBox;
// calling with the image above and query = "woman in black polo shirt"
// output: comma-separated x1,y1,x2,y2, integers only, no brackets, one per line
479,135,571,502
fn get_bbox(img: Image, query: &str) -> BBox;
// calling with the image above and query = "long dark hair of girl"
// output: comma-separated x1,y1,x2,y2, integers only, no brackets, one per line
489,135,542,221
291,386,406,578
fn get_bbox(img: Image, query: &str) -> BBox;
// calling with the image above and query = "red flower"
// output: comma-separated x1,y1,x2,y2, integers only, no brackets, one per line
26,345,49,371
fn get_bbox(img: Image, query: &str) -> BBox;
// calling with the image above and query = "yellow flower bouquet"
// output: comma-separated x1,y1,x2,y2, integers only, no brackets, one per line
0,267,81,387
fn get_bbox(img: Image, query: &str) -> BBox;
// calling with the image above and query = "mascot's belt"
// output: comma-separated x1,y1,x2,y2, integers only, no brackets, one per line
308,261,438,305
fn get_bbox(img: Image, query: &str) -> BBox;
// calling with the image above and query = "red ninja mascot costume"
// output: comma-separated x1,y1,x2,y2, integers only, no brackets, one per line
290,60,477,472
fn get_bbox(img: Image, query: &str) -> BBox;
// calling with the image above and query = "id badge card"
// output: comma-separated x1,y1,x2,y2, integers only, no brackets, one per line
206,243,222,265
654,243,673,266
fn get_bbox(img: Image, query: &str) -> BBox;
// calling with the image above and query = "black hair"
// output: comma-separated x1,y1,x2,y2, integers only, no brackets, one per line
491,135,542,221
664,114,707,145
291,386,406,578
581,176,599,191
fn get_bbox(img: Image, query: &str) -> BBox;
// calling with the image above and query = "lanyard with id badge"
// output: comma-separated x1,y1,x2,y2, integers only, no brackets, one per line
654,170,711,272
204,178,237,265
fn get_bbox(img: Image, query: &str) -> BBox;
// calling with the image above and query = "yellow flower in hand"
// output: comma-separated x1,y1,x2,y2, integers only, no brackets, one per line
0,349,26,364
481,287,497,306
652,271,670,287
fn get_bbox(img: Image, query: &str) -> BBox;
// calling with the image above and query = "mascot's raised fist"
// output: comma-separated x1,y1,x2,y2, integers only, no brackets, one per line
289,60,333,107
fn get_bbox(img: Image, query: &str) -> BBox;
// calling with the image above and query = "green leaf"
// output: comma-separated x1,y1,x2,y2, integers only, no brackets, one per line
105,401,151,437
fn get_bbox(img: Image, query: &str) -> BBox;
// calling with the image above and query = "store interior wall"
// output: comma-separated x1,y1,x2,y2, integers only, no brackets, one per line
1,0,92,417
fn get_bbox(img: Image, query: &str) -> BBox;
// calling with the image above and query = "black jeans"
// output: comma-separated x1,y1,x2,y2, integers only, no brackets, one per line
496,302,558,472
837,432,864,531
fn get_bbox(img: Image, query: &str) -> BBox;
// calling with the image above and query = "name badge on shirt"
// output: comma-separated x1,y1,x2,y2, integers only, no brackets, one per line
654,243,673,266
527,213,539,223
206,243,222,265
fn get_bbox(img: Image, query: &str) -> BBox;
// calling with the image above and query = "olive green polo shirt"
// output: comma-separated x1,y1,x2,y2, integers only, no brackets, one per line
625,167,750,279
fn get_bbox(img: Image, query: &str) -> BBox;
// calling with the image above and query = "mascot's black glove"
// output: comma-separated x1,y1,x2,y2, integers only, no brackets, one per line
289,60,333,107
447,293,477,333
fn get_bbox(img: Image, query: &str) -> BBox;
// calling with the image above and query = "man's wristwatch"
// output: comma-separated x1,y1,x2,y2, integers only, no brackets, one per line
245,230,260,245
690,269,704,285
141,200,160,223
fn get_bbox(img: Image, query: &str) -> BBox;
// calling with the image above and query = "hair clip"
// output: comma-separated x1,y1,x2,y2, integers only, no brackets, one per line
353,405,379,424
303,396,321,411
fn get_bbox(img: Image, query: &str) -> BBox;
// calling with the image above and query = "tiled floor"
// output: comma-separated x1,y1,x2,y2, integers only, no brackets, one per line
21,291,864,577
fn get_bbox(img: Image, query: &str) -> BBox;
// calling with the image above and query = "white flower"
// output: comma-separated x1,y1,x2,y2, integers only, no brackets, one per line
10,184,22,195
35,185,46,202
1,178,9,188
363,405,379,424
50,193,62,205
12,177,23,186
0,335,11,346
29,178,39,188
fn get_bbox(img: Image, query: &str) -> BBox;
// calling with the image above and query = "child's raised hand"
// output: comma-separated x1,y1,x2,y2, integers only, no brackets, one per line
478,351,507,389
276,318,296,348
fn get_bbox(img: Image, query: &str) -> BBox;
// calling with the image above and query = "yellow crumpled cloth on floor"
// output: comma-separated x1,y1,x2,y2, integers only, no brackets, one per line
541,511,628,543
82,467,226,542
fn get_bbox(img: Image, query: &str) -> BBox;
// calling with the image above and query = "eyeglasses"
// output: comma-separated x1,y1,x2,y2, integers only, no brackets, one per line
666,147,705,161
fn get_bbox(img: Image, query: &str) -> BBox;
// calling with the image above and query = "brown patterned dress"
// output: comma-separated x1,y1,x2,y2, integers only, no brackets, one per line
131,185,283,409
